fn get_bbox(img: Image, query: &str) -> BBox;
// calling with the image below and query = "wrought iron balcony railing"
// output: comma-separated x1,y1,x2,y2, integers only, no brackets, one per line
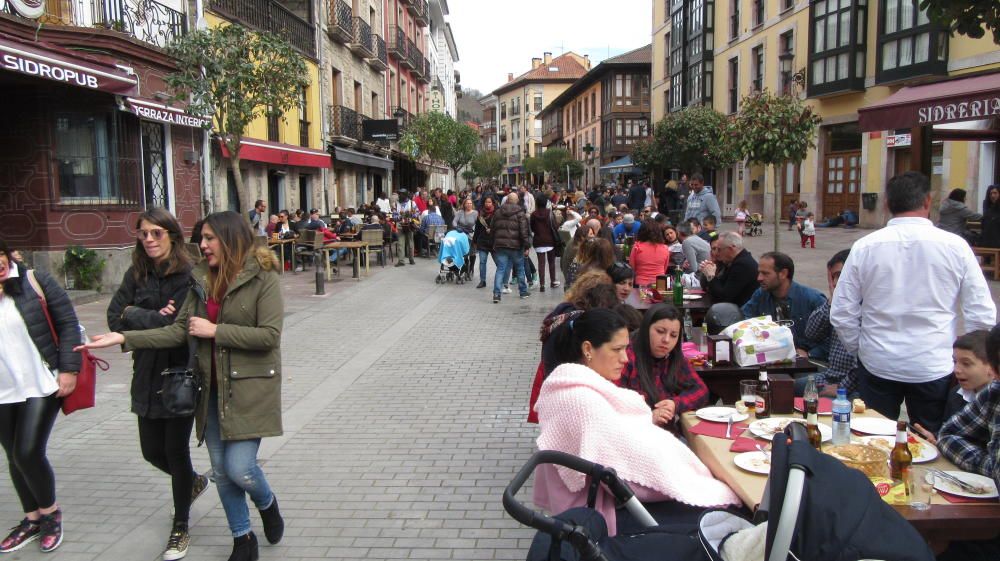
350,16,374,57
401,37,418,69
325,0,352,43
80,0,187,49
209,0,314,56
388,25,407,60
329,105,360,141
369,33,387,70
407,0,427,26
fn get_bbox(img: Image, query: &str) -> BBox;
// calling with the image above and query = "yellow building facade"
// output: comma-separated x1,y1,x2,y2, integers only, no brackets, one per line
706,0,1000,226
651,0,672,124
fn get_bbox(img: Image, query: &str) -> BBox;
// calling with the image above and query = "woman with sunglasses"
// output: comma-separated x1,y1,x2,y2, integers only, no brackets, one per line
106,208,206,560
80,211,284,561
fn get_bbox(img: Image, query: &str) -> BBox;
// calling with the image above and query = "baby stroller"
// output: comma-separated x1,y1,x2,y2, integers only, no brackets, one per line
745,213,764,237
504,423,934,561
436,230,471,284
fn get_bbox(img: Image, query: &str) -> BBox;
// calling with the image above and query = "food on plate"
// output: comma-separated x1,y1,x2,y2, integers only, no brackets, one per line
852,398,866,413
826,444,889,478
734,401,749,414
866,436,925,458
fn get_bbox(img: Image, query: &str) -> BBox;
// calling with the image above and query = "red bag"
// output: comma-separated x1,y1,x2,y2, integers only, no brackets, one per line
26,270,108,415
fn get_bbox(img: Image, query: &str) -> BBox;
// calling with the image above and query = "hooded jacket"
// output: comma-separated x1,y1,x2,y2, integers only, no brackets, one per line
122,246,283,442
937,198,981,236
683,186,722,224
491,202,531,251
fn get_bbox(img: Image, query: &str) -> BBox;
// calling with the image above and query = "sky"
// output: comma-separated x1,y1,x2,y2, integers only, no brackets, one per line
446,0,653,96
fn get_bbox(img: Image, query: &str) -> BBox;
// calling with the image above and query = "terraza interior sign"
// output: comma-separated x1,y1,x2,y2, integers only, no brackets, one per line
917,96,1000,125
0,37,138,95
126,98,210,128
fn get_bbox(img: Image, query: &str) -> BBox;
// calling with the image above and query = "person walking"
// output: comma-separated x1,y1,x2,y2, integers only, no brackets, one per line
473,196,497,288
682,173,721,225
106,208,207,560
0,241,81,554
529,192,562,293
80,211,286,561
831,172,997,433
734,200,749,237
491,193,531,303
393,191,419,267
453,197,479,280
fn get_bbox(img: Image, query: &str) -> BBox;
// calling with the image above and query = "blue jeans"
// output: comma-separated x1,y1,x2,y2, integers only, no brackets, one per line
493,248,528,297
478,249,492,283
204,390,274,537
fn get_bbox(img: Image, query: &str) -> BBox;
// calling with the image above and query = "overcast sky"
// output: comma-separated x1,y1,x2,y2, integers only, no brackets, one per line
447,0,652,95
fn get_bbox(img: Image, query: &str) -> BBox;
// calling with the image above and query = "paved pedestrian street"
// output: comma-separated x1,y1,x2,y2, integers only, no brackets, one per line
2,226,997,561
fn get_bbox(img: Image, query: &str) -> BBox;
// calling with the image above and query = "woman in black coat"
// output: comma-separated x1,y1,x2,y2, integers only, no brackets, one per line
980,185,1000,248
106,208,204,560
0,240,81,554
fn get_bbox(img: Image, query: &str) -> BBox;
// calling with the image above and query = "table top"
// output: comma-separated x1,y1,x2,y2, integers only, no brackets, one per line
267,238,297,245
695,356,818,377
323,241,368,249
624,287,712,311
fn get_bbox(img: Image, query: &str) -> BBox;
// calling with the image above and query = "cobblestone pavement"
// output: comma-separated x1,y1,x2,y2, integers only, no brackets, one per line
1,225,996,561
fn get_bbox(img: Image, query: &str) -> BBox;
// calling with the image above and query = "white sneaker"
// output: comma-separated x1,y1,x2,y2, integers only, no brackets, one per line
294,266,303,272
502,286,512,294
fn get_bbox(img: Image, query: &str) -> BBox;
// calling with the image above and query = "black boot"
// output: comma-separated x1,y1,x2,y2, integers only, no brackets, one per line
227,532,258,561
259,496,284,544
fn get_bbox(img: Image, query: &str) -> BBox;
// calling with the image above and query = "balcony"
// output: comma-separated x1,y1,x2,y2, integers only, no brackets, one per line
72,0,187,49
325,0,352,44
499,132,507,142
407,0,427,26
368,33,387,70
349,16,374,57
415,57,430,83
400,37,418,69
209,0,314,56
388,25,407,60
328,105,361,142
509,154,521,165
542,124,563,147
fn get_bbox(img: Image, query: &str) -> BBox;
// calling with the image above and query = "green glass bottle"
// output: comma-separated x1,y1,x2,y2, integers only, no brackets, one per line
672,267,683,306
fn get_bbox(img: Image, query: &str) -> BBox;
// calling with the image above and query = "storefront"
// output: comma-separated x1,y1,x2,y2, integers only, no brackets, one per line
330,146,392,207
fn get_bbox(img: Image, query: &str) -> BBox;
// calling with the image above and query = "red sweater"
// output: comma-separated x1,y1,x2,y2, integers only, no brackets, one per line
629,242,670,286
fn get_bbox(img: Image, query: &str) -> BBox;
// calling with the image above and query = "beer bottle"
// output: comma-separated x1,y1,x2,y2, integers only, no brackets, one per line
802,374,819,420
889,419,913,483
805,398,822,450
755,370,771,419
672,267,684,306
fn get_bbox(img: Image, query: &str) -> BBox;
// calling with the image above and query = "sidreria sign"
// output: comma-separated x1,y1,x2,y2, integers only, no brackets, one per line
917,96,1000,125
7,0,45,19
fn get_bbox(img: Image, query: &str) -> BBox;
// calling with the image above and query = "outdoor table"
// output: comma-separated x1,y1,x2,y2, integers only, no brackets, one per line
624,286,713,314
695,357,818,404
267,238,298,275
680,409,1000,552
322,241,368,280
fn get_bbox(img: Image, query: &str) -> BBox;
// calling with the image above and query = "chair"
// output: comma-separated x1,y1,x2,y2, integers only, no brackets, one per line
973,246,1000,281
293,230,321,270
360,228,386,267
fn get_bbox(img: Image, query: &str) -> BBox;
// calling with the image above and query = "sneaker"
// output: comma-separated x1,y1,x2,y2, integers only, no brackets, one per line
502,286,512,294
294,265,304,272
163,526,190,561
259,496,284,545
0,519,40,553
395,261,406,267
493,295,500,304
191,473,209,503
551,281,561,288
476,281,486,289
539,286,545,293
520,293,530,300
38,510,62,553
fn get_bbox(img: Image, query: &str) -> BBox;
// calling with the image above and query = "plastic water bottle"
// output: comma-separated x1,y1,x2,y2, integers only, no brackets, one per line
831,387,852,445
683,309,694,342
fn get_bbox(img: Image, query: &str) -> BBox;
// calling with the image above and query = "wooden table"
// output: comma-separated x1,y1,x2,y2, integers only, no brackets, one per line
322,241,368,280
267,238,298,275
695,357,818,404
624,287,713,314
681,409,1000,552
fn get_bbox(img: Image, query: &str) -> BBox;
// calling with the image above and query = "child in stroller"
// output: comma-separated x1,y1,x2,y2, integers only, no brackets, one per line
436,230,472,284
745,213,763,237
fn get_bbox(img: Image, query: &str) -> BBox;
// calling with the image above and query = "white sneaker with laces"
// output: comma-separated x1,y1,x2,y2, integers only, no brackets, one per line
502,286,512,294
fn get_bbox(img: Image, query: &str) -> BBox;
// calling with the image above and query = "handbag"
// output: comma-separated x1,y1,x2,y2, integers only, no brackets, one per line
159,336,201,416
26,270,109,415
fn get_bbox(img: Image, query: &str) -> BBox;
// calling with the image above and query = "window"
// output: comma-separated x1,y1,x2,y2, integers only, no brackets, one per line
664,32,671,78
751,45,764,92
729,0,739,39
670,0,714,111
55,111,140,205
782,0,795,12
298,86,309,147
753,0,764,27
512,96,521,116
808,0,867,96
876,0,947,83
500,124,507,141
728,57,739,114
534,94,543,112
400,79,408,110
500,102,507,119
267,108,280,142
779,31,795,94
591,91,596,119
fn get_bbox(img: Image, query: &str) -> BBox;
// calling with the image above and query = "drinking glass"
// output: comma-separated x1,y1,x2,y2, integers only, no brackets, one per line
740,380,758,414
908,467,934,511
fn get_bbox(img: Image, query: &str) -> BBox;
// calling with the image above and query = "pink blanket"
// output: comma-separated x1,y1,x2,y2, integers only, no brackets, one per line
535,363,740,508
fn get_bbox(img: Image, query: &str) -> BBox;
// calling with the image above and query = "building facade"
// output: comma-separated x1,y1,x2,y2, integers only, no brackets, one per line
491,52,590,186
651,0,673,123
424,0,459,192
478,94,498,153
539,45,653,190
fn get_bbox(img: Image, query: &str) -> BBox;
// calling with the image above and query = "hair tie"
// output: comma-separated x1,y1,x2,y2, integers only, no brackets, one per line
568,319,575,331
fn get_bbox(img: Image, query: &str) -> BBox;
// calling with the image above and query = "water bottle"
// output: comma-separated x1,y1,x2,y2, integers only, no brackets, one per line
683,309,694,342
832,387,852,445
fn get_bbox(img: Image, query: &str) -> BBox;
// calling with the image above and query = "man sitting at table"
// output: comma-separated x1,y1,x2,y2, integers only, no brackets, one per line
611,213,641,242
417,203,446,257
741,252,827,358
676,222,710,274
800,249,858,398
698,232,759,307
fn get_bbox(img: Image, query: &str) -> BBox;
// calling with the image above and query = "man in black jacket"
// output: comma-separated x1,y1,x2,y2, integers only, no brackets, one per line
491,193,531,304
699,231,759,307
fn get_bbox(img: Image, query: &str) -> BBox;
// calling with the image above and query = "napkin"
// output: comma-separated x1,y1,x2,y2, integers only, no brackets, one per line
688,420,749,440
937,490,999,504
793,397,833,414
729,436,759,452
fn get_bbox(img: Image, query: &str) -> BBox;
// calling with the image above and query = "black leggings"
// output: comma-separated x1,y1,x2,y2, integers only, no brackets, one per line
137,415,196,525
0,395,61,513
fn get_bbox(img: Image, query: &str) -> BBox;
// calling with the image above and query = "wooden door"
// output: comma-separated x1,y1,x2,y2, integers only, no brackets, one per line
821,151,861,220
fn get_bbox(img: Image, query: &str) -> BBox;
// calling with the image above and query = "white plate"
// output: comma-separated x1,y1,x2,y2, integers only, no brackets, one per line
749,418,832,442
733,451,771,475
858,435,939,463
931,471,999,499
695,406,749,423
850,417,897,436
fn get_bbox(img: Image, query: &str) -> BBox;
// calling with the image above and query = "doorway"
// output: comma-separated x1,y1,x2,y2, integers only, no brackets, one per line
821,152,861,220
140,121,168,209
268,170,284,211
299,174,311,210
373,173,384,200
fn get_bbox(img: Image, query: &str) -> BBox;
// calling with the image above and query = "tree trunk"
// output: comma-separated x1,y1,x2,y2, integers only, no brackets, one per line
773,163,781,252
227,137,246,213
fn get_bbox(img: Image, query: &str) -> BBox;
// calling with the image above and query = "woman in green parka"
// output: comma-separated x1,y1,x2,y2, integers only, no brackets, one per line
80,211,284,561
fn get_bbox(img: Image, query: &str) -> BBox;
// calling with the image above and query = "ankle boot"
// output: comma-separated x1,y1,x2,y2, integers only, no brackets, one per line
259,496,284,544
227,532,258,561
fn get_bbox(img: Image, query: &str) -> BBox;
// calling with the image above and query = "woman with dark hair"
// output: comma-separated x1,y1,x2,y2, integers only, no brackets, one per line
106,208,206,560
473,196,496,288
607,262,635,302
938,188,981,243
629,220,671,286
561,220,596,288
980,185,1000,248
80,211,285,561
529,192,561,292
568,237,615,288
663,225,685,270
533,309,738,534
619,304,709,432
0,240,81,554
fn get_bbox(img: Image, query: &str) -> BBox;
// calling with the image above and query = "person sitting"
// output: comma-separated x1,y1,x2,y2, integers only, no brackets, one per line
612,214,641,242
663,225,685,271
264,214,279,237
533,309,740,535
618,305,709,434
937,188,981,244
417,203,446,257
699,232,759,307
567,237,615,289
677,221,710,274
697,216,718,244
302,209,325,231
980,185,1000,248
606,262,634,303
741,252,827,357
800,249,858,398
629,220,671,286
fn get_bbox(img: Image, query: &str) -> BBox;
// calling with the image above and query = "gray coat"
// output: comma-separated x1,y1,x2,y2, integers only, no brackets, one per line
938,199,981,236
5,263,82,374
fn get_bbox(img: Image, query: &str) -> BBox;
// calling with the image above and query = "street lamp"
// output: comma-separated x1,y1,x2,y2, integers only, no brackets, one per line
393,106,406,131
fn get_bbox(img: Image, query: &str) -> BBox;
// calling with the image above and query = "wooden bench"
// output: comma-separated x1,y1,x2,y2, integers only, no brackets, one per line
973,246,1000,281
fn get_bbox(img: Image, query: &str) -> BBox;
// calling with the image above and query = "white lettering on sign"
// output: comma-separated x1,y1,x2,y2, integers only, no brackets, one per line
130,104,208,127
3,53,100,89
918,96,1000,125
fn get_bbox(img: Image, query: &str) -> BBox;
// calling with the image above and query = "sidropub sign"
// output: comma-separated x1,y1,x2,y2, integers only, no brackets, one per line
0,36,138,95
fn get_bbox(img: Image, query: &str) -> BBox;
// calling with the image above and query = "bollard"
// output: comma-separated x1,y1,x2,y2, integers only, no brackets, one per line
315,260,325,295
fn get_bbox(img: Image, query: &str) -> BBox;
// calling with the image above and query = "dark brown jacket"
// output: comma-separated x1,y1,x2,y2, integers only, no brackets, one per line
492,202,531,251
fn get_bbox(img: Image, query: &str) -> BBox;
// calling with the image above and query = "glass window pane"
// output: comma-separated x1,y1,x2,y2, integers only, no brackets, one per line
915,32,929,63
900,0,914,30
900,35,913,66
839,11,850,46
882,41,897,70
885,0,898,33
838,53,848,79
816,0,826,16
826,15,837,49
815,19,826,52
856,51,865,77
840,0,850,9
917,5,929,25
812,59,825,84
826,56,837,82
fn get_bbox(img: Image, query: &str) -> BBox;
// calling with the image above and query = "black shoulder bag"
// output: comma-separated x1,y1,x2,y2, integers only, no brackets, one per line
159,283,204,416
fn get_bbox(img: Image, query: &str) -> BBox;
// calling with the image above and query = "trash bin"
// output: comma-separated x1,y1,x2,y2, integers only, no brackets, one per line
862,192,878,211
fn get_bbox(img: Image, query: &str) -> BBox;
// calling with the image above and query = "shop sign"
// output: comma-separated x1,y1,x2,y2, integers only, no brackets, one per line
886,133,911,148
917,96,1000,125
126,98,210,128
7,0,45,19
429,89,444,113
0,36,138,95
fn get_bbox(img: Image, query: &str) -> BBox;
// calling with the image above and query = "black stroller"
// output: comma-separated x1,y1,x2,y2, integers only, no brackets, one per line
504,423,935,561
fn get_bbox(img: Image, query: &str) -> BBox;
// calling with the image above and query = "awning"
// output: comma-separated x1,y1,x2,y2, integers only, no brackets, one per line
0,35,138,95
219,138,331,168
600,155,643,173
332,146,393,170
126,97,210,128
858,73,1000,132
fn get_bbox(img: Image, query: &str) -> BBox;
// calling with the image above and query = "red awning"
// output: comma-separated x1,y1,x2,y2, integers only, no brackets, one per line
0,35,138,95
218,138,331,168
126,97,211,128
858,73,1000,132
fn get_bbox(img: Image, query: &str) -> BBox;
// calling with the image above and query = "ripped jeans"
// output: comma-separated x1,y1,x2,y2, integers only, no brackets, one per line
204,390,275,537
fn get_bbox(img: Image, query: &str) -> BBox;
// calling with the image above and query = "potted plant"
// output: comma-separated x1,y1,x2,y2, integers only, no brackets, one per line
63,246,105,290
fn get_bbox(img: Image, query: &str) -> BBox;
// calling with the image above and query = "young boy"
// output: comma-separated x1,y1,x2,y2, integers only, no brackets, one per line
698,216,718,243
800,212,816,248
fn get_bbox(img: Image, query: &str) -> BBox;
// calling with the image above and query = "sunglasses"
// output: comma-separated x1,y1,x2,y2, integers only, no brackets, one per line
137,229,168,241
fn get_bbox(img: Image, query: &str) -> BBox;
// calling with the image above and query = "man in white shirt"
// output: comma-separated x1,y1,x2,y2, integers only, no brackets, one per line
831,171,996,433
